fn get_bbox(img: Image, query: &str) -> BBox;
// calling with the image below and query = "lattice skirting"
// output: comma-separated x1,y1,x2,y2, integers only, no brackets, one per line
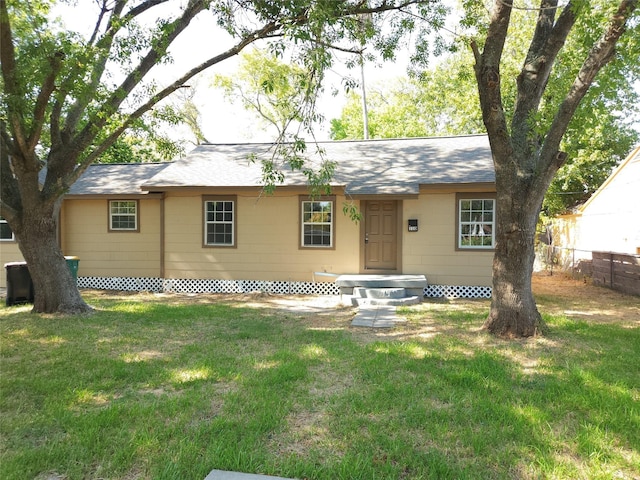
78,276,492,299
78,276,163,292
424,284,492,299
78,276,339,295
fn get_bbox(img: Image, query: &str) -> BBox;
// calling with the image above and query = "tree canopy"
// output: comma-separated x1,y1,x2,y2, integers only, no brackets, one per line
330,2,639,215
213,48,322,138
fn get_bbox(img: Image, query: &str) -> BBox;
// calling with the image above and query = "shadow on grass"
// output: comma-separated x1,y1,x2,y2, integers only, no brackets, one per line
1,295,638,479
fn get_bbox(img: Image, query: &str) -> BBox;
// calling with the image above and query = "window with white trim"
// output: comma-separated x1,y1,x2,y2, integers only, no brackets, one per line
301,198,334,248
0,216,15,241
458,197,495,249
109,200,138,231
204,197,235,246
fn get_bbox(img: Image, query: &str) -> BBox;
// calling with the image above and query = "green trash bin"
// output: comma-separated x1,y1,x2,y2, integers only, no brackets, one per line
65,256,80,280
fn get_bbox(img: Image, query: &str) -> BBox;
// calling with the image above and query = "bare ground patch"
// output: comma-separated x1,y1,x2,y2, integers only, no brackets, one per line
80,272,637,340
531,272,639,326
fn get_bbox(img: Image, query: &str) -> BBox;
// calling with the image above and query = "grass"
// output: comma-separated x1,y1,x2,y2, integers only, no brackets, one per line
1,288,639,479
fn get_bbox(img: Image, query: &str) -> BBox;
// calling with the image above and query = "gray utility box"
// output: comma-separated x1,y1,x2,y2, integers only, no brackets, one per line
5,262,34,306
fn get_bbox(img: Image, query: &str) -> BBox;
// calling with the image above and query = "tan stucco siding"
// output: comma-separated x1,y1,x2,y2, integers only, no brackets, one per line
60,198,162,277
402,193,493,286
163,192,360,282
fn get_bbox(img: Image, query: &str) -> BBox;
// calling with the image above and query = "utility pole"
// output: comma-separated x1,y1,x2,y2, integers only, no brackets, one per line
360,54,369,140
357,10,371,140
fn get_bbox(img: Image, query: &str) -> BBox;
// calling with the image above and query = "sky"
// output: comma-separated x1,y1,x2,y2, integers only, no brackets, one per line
53,1,420,147
52,2,639,151
158,13,412,145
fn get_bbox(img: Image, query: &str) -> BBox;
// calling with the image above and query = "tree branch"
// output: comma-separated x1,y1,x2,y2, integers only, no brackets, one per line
69,0,207,154
67,0,173,135
66,20,282,188
88,0,111,45
540,0,638,172
0,0,29,157
125,0,169,20
474,0,513,155
63,0,128,135
27,51,65,152
482,0,513,67
0,121,21,220
512,0,578,144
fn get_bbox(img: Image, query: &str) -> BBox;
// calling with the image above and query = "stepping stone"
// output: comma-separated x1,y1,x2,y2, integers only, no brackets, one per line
205,469,294,480
351,305,402,328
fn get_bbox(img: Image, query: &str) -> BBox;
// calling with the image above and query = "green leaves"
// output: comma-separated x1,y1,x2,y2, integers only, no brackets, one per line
213,48,320,136
330,1,639,215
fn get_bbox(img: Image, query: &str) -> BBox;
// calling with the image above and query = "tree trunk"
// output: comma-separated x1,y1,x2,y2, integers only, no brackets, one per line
13,203,91,314
483,174,547,338
474,0,637,338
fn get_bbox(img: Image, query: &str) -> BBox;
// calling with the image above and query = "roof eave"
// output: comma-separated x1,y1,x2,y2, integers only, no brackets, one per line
419,181,496,192
64,192,164,199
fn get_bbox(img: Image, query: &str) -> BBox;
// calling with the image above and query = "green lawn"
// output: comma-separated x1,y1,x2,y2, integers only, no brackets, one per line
1,288,638,479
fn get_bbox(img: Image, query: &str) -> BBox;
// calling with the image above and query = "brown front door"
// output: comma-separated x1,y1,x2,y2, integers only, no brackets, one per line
364,200,399,271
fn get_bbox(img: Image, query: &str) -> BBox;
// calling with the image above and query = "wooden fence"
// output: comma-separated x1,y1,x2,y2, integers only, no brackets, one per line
592,251,640,296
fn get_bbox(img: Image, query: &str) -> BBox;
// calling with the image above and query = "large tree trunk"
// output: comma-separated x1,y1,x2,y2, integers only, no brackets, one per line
471,0,638,338
483,173,547,337
12,200,91,314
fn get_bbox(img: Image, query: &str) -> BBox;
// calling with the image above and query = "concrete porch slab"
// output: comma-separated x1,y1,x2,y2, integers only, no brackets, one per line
336,274,428,289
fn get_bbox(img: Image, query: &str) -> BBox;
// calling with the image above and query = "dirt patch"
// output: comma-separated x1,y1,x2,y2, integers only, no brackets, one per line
237,275,638,327
532,272,639,326
81,273,638,331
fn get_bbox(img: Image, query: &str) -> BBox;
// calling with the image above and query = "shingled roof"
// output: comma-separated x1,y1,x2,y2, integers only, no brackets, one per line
66,163,171,196
142,134,494,195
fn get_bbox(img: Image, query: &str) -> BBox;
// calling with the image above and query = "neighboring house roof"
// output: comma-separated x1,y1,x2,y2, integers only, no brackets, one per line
142,134,494,195
67,163,172,196
578,145,640,213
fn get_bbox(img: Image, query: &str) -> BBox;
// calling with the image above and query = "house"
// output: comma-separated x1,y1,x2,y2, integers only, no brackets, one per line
545,146,640,294
1,135,496,297
550,145,640,260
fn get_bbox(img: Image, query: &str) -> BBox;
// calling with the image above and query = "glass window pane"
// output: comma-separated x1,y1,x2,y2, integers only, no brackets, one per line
110,201,136,230
302,201,333,247
459,197,495,249
205,200,234,245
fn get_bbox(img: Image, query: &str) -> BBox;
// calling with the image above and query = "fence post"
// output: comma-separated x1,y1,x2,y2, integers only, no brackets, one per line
609,252,614,288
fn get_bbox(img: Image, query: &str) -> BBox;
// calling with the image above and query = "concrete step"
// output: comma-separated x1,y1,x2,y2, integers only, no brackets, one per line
336,274,428,289
350,295,422,307
353,287,407,299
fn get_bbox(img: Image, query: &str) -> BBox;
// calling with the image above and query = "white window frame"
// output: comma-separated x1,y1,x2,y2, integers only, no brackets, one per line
204,197,236,247
457,196,496,250
0,216,15,241
300,198,334,249
109,200,139,231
